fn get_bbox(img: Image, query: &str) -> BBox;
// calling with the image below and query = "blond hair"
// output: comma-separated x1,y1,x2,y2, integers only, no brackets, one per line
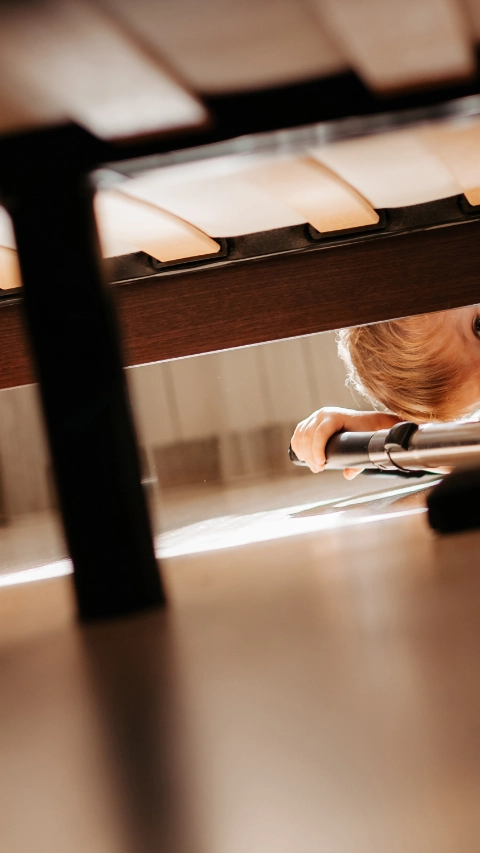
337,314,471,423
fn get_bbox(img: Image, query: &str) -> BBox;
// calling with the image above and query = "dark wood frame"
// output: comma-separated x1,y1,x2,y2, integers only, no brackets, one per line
2,214,480,390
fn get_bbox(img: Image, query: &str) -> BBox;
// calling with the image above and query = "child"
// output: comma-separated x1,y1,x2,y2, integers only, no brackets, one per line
291,305,480,478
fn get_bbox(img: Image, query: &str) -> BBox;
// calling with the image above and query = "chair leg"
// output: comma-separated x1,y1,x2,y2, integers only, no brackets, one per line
0,126,165,620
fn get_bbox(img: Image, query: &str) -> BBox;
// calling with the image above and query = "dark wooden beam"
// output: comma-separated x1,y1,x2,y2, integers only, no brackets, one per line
2,218,480,391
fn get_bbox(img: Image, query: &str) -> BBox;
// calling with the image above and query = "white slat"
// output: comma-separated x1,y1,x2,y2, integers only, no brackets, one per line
94,190,220,260
460,0,480,39
0,248,21,291
316,0,474,91
0,209,16,251
311,131,461,208
96,0,347,93
121,163,306,237
421,119,480,206
244,156,379,232
0,0,205,140
0,81,65,135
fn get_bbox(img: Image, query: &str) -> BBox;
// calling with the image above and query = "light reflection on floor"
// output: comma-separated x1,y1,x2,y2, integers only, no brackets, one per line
0,477,436,587
157,499,429,558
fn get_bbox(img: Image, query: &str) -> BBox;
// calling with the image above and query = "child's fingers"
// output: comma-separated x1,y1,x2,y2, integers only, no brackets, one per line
292,411,346,473
291,413,321,471
311,415,344,469
343,467,363,480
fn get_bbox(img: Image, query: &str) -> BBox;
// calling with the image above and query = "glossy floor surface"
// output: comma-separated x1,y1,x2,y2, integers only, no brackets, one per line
0,473,479,852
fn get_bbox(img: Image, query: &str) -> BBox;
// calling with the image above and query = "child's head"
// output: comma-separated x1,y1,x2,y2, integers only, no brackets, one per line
337,306,480,422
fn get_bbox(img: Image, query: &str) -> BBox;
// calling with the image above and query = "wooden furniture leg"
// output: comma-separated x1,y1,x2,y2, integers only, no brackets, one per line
0,125,164,620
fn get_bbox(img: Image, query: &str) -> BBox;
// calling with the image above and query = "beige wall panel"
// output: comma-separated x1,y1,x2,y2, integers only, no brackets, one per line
0,384,52,515
216,347,272,432
122,169,306,237
166,353,228,442
97,0,347,94
126,363,177,448
0,0,204,140
0,249,21,291
317,0,474,92
259,337,318,423
311,131,461,208
245,156,379,232
422,119,480,205
95,190,220,260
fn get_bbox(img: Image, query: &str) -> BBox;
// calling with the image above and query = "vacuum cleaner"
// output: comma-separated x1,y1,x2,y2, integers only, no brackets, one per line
288,419,480,533
288,419,480,474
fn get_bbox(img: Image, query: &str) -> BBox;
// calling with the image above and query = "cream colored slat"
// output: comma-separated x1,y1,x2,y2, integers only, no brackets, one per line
421,119,480,206
244,156,379,232
460,0,480,39
0,209,16,251
311,130,462,208
0,0,205,141
96,0,347,94
316,0,474,92
121,167,306,237
0,80,65,135
0,248,21,291
94,190,220,261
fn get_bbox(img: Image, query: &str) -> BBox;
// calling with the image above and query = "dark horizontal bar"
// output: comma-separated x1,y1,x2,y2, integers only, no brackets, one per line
2,215,480,391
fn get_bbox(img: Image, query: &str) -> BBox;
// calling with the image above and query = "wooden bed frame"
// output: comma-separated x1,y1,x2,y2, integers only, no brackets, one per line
2,73,480,619
2,200,480,390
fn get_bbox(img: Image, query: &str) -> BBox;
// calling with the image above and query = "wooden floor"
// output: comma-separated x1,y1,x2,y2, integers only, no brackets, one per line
1,474,480,852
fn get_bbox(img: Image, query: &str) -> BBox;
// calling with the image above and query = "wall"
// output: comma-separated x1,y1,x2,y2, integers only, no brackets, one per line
0,330,362,516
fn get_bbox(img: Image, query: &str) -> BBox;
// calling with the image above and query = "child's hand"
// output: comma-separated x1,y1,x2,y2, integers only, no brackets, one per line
291,407,401,479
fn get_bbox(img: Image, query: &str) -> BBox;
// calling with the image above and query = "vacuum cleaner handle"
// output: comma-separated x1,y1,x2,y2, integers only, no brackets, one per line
288,431,376,469
288,421,420,473
289,418,480,474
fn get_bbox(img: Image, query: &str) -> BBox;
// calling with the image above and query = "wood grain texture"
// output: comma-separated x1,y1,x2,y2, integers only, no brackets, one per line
115,219,480,366
2,219,480,390
0,300,36,388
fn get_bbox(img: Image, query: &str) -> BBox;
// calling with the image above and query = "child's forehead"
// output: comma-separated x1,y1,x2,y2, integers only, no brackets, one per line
421,306,475,336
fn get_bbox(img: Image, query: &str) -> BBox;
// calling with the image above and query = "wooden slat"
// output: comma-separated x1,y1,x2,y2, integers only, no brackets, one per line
0,0,205,141
0,209,16,251
0,249,21,291
0,81,65,135
461,0,480,39
244,156,379,232
311,130,462,208
94,190,220,261
316,0,475,92
3,219,480,390
422,119,480,206
96,0,347,94
122,162,306,237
